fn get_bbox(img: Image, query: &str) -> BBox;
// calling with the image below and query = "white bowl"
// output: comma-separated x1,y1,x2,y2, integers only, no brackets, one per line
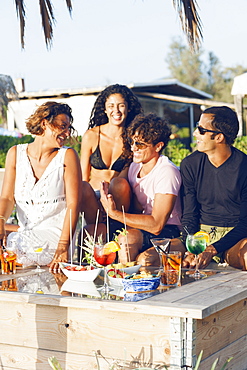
108,275,124,287
121,264,142,274
60,279,101,297
60,263,102,282
108,264,142,275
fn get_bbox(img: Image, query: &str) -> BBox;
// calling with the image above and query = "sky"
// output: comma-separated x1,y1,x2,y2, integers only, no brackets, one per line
1,0,247,92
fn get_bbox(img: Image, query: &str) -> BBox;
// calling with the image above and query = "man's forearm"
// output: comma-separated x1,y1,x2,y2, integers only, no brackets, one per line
109,209,165,235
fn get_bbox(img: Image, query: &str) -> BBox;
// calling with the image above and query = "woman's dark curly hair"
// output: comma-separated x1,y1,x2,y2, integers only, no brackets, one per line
26,101,74,136
88,84,143,166
127,113,171,153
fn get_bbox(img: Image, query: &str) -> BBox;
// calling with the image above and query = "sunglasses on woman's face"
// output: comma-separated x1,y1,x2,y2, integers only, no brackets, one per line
128,138,150,150
196,123,223,136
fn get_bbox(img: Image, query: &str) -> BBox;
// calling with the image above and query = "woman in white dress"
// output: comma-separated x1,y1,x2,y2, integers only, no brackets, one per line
0,101,82,271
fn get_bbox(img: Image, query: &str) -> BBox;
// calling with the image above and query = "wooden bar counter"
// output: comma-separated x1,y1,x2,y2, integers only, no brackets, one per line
0,266,247,370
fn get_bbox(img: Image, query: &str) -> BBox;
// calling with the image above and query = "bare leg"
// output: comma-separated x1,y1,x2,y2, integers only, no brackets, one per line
136,237,186,267
108,177,131,212
80,181,103,224
224,238,247,270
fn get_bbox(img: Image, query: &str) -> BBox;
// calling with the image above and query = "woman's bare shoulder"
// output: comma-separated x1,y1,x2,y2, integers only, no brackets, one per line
81,127,99,144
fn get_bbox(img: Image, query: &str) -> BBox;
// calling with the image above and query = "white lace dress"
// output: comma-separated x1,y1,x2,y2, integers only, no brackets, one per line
7,144,68,267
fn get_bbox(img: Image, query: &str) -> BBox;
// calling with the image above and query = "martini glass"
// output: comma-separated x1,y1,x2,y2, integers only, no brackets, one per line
186,234,207,279
150,238,171,273
94,243,116,293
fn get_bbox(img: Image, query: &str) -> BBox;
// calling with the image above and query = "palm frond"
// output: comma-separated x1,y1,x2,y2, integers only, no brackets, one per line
39,0,55,48
15,0,26,49
65,0,73,14
173,0,203,52
15,0,72,49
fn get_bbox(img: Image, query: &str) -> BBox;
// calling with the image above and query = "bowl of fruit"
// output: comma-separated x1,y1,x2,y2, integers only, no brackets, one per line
59,263,102,282
122,271,160,293
107,268,127,287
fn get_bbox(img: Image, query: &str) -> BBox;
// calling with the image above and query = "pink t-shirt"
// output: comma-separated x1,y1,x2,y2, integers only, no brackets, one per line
128,155,181,226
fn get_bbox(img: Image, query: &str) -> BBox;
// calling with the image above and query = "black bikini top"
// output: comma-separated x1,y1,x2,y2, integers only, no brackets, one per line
89,126,127,172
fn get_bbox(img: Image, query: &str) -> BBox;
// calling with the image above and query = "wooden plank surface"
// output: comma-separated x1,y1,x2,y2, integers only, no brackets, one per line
1,269,247,320
0,300,171,365
196,298,247,358
0,343,111,370
199,335,247,370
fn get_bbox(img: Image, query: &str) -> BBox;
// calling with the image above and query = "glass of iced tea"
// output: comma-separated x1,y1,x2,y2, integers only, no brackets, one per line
0,249,17,274
162,251,182,287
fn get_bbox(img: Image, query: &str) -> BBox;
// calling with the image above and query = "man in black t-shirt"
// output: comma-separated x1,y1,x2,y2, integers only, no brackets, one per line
178,106,247,270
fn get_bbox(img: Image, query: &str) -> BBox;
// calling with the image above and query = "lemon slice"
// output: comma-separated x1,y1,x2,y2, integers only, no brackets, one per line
194,231,210,244
103,241,121,254
34,248,43,253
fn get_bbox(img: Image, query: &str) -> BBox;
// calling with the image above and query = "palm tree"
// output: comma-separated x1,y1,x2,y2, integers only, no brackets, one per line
15,0,202,51
0,75,18,126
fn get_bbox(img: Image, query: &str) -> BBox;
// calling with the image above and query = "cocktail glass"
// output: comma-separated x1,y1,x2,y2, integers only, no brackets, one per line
33,247,46,274
0,249,17,274
186,234,207,279
150,238,170,273
94,243,116,293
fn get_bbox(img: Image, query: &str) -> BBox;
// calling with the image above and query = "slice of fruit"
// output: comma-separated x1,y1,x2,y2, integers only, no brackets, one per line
168,256,180,270
34,247,43,253
103,241,121,254
194,231,210,244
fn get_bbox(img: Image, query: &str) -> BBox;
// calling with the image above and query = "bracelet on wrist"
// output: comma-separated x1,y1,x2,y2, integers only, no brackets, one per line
0,216,6,222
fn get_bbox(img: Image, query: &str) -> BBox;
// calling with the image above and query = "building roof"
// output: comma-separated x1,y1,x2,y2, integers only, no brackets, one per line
129,78,213,99
17,78,213,101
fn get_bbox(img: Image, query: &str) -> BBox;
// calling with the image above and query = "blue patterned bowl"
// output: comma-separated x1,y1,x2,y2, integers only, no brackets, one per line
122,276,160,293
124,291,155,302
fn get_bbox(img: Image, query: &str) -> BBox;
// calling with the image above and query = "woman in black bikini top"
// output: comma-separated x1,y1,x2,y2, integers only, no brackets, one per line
81,84,142,191
89,126,126,172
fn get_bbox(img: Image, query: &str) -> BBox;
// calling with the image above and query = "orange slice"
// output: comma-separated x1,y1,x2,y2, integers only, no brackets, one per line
103,241,121,254
194,231,210,244
168,256,181,270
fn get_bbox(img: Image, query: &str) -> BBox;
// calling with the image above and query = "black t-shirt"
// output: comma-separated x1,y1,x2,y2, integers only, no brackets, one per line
180,147,247,253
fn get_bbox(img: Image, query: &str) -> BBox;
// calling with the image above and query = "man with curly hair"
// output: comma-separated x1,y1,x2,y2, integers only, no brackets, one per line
100,113,183,265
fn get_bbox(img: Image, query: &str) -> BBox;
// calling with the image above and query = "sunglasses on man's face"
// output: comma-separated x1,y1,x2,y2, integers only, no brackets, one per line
128,138,149,150
196,123,223,136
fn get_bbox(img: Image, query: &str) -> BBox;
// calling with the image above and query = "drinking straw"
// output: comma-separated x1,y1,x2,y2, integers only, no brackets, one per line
69,209,73,266
183,226,190,235
106,209,109,243
79,212,84,266
122,205,131,263
92,209,100,266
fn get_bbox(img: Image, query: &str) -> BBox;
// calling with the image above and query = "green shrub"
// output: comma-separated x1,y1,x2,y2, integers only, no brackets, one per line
233,136,247,154
0,135,34,168
164,139,191,167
